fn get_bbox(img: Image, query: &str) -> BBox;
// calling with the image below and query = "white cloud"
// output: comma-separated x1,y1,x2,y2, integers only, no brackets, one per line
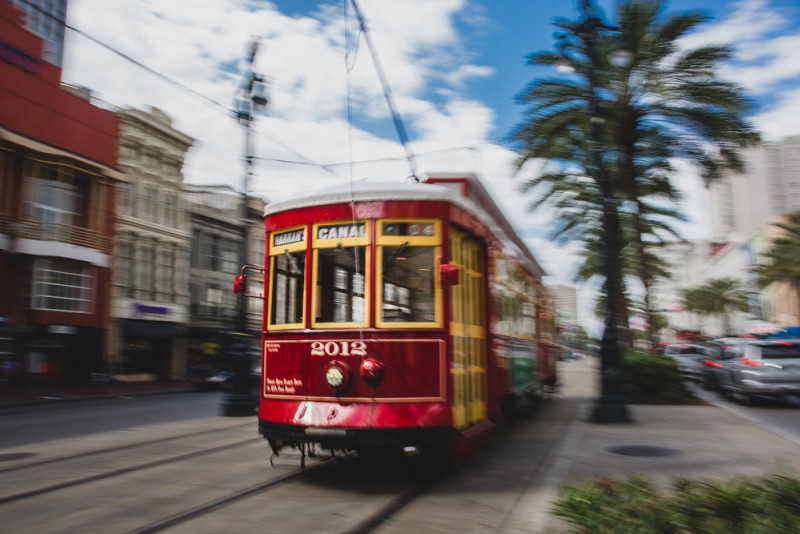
679,0,786,50
63,0,484,201
679,0,800,138
753,86,800,141
445,64,495,87
59,0,800,337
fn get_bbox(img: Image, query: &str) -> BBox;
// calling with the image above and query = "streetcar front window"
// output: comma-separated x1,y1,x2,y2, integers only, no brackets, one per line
311,221,370,328
315,246,367,324
271,251,305,325
381,245,436,323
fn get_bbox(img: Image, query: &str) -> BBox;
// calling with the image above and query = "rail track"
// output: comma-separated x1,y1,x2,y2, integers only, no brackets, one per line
0,361,590,533
0,417,448,534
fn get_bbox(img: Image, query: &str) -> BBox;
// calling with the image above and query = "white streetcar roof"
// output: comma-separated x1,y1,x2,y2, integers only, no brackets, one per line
263,174,547,279
263,179,456,216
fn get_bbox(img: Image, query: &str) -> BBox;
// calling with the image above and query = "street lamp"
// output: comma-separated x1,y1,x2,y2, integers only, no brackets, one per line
222,40,268,417
569,0,629,423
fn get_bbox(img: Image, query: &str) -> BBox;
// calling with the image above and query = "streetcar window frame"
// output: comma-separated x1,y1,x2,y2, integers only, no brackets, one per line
267,225,307,330
376,219,442,329
311,221,371,329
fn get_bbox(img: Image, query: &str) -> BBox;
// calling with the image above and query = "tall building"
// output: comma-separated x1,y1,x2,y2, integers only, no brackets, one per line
109,107,194,381
751,217,800,327
185,185,265,366
709,136,800,241
0,0,120,384
545,284,578,327
10,0,66,67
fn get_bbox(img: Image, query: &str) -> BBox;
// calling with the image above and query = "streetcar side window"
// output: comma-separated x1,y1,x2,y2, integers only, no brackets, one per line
268,226,307,330
377,219,441,328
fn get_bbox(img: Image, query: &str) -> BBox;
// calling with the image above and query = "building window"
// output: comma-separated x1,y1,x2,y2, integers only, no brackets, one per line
115,241,133,297
249,229,265,266
203,284,222,315
30,258,92,312
140,185,157,221
156,246,173,301
23,162,81,240
12,0,66,67
118,182,133,215
139,246,154,299
160,192,177,227
199,234,240,273
221,246,239,274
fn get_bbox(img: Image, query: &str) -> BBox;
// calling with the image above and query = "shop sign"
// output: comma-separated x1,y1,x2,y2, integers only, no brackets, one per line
133,303,172,317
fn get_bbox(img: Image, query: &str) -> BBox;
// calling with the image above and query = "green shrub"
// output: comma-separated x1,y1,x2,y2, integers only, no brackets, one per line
552,474,800,534
622,350,691,404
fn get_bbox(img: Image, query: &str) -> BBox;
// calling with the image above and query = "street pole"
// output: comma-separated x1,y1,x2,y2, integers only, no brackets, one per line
222,40,268,417
235,40,267,335
575,0,629,423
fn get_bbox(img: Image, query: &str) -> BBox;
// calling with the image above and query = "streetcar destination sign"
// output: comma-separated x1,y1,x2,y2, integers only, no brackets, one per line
273,229,305,246
317,223,366,240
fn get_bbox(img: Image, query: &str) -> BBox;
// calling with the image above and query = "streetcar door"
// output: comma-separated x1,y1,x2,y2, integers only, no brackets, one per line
449,228,487,428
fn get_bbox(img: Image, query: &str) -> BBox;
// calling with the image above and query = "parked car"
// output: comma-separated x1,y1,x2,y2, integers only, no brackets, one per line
699,338,740,392
664,343,708,382
711,338,800,404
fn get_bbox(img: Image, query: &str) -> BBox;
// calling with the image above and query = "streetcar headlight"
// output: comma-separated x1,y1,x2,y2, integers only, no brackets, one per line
326,366,345,387
323,361,350,392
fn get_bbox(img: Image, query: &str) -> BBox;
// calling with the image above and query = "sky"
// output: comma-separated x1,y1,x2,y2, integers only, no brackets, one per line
59,0,800,333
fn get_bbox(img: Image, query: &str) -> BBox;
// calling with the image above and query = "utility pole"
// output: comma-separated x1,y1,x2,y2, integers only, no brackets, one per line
222,40,268,417
234,40,268,335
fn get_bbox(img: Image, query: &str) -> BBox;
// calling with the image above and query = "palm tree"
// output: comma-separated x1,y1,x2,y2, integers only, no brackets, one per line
683,278,749,335
511,0,757,349
608,0,757,346
757,211,800,317
682,285,714,334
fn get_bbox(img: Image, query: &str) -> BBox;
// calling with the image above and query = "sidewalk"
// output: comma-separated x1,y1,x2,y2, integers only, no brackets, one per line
0,380,193,407
523,358,800,533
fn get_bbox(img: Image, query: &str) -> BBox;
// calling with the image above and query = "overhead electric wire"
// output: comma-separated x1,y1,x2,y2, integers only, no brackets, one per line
252,142,496,169
19,0,337,178
21,0,500,182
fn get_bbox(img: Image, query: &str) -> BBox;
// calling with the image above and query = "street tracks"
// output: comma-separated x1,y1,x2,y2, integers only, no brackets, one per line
0,419,447,533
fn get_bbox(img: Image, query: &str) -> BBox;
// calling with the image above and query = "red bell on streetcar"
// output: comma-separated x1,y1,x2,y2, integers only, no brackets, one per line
359,358,385,385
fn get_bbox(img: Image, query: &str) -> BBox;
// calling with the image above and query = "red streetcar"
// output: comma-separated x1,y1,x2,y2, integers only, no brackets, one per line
235,173,559,460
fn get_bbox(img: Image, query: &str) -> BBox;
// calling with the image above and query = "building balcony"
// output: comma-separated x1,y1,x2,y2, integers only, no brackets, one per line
9,219,112,267
13,219,112,253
